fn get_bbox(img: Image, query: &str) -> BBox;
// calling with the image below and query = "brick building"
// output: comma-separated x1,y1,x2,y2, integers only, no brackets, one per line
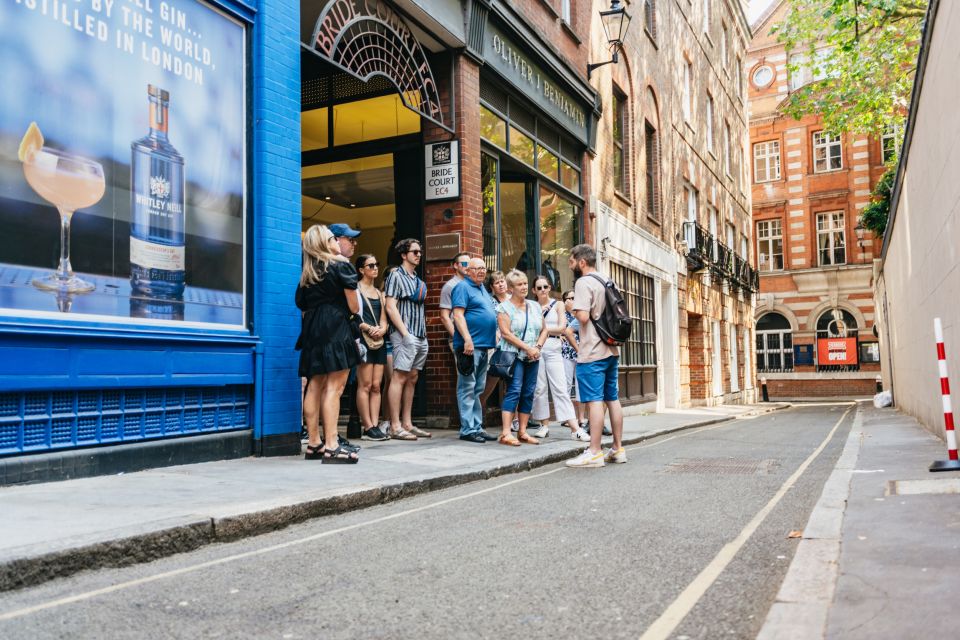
588,0,758,408
746,0,885,400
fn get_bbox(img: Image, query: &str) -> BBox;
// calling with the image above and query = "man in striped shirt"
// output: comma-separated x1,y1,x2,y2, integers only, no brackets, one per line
384,238,431,439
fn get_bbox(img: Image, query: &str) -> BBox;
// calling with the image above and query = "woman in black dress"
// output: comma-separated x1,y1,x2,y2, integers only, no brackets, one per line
296,224,362,463
355,253,389,441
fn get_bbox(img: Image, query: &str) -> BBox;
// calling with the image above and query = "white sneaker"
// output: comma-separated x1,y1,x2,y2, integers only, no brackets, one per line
604,446,627,464
566,449,605,468
571,428,590,442
532,424,550,438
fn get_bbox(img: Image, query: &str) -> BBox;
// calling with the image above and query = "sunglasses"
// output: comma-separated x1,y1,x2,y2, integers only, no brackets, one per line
458,261,469,267
535,285,551,290
364,262,379,269
563,297,574,302
408,250,422,256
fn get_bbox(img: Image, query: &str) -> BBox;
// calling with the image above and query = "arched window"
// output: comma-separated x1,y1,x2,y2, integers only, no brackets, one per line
756,312,793,372
816,308,860,372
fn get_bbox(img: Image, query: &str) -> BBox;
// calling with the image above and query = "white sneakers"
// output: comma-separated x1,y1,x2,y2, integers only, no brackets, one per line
570,428,590,442
532,424,550,438
604,446,627,464
566,446,627,468
566,449,605,468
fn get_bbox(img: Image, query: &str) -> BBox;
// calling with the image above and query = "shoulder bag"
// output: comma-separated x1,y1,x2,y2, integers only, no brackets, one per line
359,289,385,350
488,302,529,379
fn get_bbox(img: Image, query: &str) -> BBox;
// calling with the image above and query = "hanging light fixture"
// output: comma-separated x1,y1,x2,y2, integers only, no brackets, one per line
588,0,632,79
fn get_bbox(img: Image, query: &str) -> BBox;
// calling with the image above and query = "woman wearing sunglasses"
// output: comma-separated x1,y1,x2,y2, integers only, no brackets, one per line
355,254,389,441
530,276,589,442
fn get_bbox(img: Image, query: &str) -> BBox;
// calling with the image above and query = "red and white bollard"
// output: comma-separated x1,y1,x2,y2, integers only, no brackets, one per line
930,318,960,472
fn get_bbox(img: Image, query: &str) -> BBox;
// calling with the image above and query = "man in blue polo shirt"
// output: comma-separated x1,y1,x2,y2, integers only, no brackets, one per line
451,257,499,443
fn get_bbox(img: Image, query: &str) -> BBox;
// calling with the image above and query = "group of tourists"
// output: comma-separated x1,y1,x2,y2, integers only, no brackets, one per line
296,222,625,468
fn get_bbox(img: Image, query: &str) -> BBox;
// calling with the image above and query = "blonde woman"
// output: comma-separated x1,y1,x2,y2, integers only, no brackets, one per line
296,224,362,463
496,269,548,446
531,275,589,441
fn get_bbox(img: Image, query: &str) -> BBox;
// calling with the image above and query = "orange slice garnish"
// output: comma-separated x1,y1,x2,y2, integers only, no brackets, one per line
18,122,44,162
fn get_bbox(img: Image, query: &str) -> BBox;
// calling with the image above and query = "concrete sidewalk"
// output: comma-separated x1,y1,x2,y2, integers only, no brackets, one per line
0,403,784,592
760,401,960,639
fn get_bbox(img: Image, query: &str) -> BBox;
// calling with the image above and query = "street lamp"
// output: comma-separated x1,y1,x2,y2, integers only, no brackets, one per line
588,0,632,79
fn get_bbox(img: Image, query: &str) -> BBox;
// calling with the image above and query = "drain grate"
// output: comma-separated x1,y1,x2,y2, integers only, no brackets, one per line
664,457,781,475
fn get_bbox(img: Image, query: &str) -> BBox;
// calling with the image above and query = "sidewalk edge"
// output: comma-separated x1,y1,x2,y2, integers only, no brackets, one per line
756,402,863,640
0,404,788,593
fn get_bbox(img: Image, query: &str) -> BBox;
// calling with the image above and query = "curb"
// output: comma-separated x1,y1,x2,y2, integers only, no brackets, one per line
757,401,863,639
0,403,789,593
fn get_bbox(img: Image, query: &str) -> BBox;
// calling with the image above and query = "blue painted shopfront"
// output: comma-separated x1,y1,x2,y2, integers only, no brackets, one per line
0,0,303,460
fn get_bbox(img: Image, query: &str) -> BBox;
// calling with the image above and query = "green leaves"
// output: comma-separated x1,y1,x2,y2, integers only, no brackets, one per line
774,0,927,137
860,166,897,236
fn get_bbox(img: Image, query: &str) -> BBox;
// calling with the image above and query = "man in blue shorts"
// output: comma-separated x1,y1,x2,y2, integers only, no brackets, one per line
565,244,625,468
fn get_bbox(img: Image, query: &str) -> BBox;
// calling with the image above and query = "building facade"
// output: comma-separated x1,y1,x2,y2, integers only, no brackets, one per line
746,0,884,400
589,0,757,409
875,0,956,440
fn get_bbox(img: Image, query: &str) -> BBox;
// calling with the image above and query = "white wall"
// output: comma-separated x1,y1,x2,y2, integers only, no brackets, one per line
878,1,960,439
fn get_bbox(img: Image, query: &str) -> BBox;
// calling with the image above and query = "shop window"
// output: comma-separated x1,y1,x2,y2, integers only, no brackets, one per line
538,186,580,294
509,126,536,167
302,107,329,151
753,140,780,182
756,219,783,271
537,144,560,183
813,131,842,172
817,211,846,265
756,313,793,372
480,105,507,149
613,88,628,195
644,120,661,221
500,182,536,281
481,154,499,271
561,161,580,192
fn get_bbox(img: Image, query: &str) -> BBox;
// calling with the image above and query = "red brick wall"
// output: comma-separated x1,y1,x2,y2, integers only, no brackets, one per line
689,313,708,400
765,378,878,398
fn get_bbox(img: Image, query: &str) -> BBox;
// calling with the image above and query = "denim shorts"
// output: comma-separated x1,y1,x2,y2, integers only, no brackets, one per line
576,356,619,402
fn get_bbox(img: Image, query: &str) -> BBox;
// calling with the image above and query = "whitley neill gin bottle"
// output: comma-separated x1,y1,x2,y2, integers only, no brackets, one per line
130,85,185,299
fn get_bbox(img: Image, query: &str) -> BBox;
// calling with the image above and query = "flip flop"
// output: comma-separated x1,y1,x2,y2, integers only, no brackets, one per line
390,429,418,441
407,426,432,438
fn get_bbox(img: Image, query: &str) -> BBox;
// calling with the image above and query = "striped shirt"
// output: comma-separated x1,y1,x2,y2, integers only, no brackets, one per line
385,267,427,338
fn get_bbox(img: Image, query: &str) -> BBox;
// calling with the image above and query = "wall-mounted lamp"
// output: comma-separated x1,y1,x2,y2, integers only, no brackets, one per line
587,0,632,79
854,219,866,249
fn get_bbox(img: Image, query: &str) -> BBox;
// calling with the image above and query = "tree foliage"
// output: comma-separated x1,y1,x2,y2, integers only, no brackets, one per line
773,0,927,138
860,165,896,235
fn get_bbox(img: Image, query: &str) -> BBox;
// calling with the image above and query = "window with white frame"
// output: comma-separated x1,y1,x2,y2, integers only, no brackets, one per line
724,121,731,175
706,94,714,153
756,219,783,271
882,124,902,164
708,204,718,260
683,184,699,248
686,184,698,222
702,0,710,35
817,211,846,265
788,53,805,91
813,131,842,172
729,323,739,392
683,60,692,122
721,23,729,70
561,0,570,24
736,56,743,98
753,140,780,182
756,313,793,372
740,233,748,260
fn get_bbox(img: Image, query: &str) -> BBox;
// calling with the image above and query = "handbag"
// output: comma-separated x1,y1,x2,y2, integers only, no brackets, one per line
359,290,385,350
488,302,530,379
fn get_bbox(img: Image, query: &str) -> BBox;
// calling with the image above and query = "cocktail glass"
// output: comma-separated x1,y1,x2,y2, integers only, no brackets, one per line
23,147,106,293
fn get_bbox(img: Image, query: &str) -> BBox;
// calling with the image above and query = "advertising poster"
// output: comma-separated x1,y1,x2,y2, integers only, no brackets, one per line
817,338,858,366
0,0,245,326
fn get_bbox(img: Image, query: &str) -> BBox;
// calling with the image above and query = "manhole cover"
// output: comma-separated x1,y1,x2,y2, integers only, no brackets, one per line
664,457,781,475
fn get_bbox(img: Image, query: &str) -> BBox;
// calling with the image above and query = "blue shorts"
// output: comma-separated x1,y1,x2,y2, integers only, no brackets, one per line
576,356,619,402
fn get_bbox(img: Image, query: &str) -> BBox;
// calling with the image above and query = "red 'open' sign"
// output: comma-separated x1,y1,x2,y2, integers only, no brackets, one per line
817,338,858,366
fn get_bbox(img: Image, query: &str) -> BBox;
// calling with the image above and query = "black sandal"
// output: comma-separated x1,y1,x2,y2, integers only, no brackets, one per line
304,443,324,460
322,445,359,464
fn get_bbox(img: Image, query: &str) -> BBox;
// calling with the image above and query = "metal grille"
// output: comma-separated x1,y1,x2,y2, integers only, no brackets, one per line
0,385,251,456
665,457,781,475
479,81,508,114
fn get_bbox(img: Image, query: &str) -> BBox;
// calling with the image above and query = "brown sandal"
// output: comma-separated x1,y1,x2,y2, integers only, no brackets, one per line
517,432,540,445
498,434,521,447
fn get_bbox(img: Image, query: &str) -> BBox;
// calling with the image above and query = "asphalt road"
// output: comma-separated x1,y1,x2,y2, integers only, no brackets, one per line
0,403,856,639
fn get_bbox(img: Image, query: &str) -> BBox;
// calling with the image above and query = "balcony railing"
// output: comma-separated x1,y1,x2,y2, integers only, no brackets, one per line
711,241,734,280
682,221,714,271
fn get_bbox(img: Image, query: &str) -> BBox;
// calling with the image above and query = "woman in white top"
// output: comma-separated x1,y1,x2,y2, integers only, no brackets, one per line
530,276,589,441
496,270,548,446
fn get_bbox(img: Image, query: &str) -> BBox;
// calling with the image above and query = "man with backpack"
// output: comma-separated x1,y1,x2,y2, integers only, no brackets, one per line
565,244,628,468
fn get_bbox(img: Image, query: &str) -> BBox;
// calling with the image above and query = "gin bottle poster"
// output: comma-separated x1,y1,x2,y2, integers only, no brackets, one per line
0,0,246,327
